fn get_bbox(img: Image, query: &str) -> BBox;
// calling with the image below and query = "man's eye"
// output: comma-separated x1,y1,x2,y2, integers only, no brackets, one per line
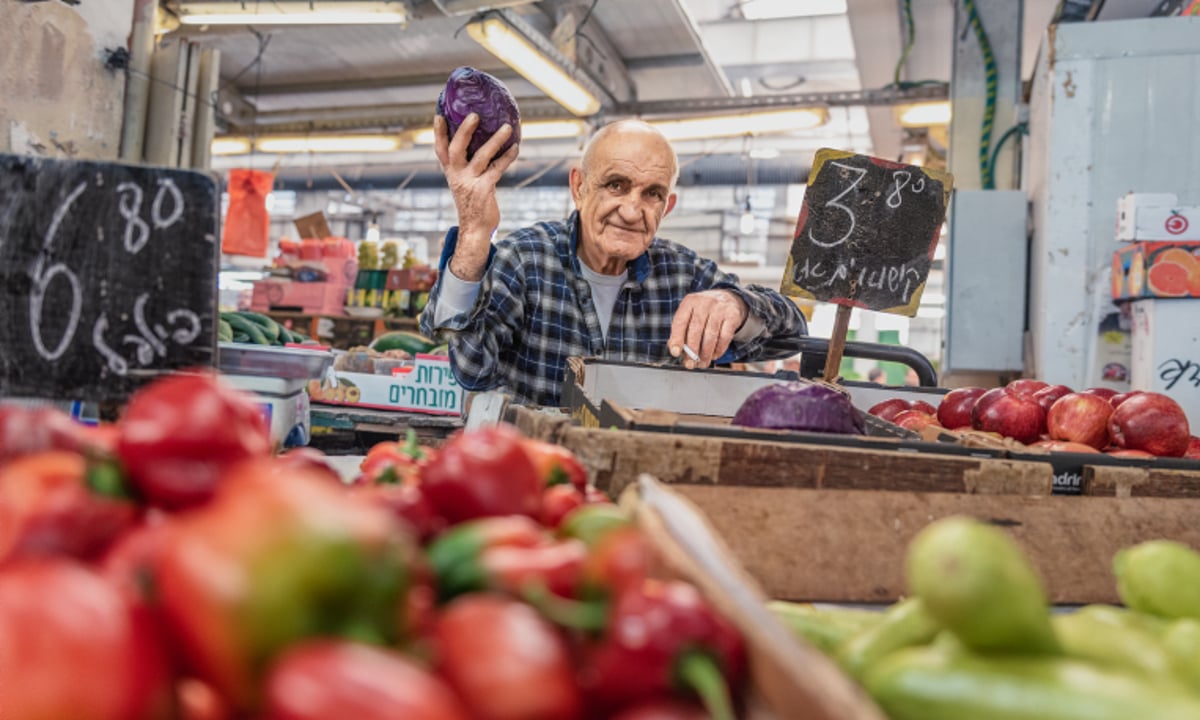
605,180,624,191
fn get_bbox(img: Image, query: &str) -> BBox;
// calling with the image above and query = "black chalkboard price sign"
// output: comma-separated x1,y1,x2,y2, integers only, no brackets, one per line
0,154,220,402
781,148,953,316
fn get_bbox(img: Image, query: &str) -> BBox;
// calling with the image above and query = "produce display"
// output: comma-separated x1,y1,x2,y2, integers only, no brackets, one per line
868,379,1200,459
436,66,521,163
219,310,315,346
0,374,747,720
772,517,1200,719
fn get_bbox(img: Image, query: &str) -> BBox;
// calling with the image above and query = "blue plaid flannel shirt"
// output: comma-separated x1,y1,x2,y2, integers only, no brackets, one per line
420,212,808,406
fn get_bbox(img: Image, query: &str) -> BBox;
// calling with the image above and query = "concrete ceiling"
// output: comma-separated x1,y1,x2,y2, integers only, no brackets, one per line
173,0,1066,187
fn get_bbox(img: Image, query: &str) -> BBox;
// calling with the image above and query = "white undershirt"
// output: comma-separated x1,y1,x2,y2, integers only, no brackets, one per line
575,261,627,341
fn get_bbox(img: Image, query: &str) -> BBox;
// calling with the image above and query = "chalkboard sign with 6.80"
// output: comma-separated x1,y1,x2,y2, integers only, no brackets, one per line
781,149,953,316
0,154,220,402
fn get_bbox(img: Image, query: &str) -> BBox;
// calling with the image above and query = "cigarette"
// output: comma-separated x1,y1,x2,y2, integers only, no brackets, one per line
681,344,700,362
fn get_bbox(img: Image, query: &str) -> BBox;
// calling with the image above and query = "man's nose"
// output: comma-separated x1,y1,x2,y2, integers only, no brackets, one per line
618,194,643,221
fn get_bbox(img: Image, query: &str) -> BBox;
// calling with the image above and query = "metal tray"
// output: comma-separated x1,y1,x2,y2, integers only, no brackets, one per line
218,342,333,380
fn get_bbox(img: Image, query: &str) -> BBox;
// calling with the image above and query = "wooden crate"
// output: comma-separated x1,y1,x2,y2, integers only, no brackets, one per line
506,406,1200,605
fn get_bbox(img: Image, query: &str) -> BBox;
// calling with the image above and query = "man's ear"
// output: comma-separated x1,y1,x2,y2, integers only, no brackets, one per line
569,166,584,206
664,192,678,217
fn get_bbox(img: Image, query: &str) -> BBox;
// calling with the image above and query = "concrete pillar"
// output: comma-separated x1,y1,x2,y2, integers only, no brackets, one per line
0,0,136,161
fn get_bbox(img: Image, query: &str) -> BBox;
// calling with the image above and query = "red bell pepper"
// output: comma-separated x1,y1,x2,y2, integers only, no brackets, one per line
582,579,747,720
581,524,651,599
117,371,271,510
435,594,582,720
177,678,232,720
610,699,711,720
521,438,588,491
426,515,547,600
0,450,138,564
420,424,542,524
540,483,585,529
559,504,630,547
0,559,172,720
0,403,114,462
264,640,469,720
358,429,434,486
153,458,414,712
585,486,614,504
353,482,446,543
276,446,343,485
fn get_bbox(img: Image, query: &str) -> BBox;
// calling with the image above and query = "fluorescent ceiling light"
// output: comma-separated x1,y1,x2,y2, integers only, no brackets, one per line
177,1,406,25
410,119,586,145
466,16,601,116
211,136,252,155
740,0,847,20
649,108,829,142
896,101,952,127
749,147,781,159
255,135,401,153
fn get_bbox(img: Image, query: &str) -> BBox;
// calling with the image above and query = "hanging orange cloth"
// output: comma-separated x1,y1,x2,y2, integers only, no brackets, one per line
220,168,275,257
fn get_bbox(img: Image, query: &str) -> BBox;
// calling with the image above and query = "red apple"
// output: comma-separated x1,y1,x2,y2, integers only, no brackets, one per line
1105,448,1154,459
1108,392,1191,457
1033,384,1074,414
910,400,938,416
1185,436,1200,460
868,398,913,422
1030,439,1102,454
936,387,987,430
1046,392,1114,450
1110,390,1144,409
1006,378,1050,398
1080,387,1119,401
892,410,942,432
971,387,1046,445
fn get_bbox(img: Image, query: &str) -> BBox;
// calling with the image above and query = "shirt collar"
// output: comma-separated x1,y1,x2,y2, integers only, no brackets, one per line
567,211,652,284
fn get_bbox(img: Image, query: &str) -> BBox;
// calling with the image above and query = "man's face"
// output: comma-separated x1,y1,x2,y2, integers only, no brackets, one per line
569,126,677,274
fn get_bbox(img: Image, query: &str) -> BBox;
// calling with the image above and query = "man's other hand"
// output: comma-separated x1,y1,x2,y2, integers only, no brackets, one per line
668,290,749,369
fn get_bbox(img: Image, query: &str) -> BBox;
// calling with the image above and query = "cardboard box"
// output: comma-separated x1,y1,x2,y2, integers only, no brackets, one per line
308,354,463,416
1112,241,1200,300
1116,192,1200,241
250,279,349,314
386,266,437,291
1131,298,1200,432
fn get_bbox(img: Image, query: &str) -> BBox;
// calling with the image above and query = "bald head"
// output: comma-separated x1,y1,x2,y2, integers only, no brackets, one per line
581,120,679,190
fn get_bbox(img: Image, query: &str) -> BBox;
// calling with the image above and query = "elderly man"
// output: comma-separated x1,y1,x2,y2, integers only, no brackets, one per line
420,114,808,406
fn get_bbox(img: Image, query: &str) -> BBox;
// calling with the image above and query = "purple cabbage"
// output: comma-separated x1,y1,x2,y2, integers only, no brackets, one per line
731,382,865,435
436,66,521,162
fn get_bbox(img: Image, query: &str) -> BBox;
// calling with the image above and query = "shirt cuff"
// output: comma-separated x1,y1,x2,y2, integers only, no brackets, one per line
732,312,767,343
432,267,483,326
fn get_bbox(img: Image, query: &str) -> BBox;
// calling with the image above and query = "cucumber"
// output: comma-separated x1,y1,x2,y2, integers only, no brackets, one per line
836,597,940,681
232,331,251,344
1114,541,1200,620
1162,619,1200,691
865,645,1200,720
906,517,1059,655
236,311,281,344
768,602,872,656
370,330,436,355
221,312,269,345
1053,605,1187,686
217,319,233,343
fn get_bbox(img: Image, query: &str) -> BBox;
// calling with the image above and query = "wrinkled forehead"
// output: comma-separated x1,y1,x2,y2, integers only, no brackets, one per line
583,124,679,188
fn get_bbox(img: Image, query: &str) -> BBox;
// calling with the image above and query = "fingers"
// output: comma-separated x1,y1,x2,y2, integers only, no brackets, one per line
446,113,477,165
668,303,694,360
483,141,520,183
433,116,451,168
669,292,747,369
469,123,514,174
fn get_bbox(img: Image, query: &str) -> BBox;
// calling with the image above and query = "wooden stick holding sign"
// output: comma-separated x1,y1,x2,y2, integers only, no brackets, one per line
780,148,953,383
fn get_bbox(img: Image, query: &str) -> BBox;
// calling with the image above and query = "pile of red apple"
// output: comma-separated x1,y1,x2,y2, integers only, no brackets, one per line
869,380,1200,460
